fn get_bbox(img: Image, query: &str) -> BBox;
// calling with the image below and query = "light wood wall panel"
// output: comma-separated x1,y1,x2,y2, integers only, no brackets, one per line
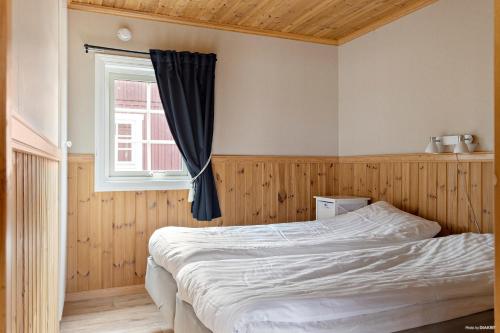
337,154,494,235
66,155,337,292
9,151,59,333
66,153,493,293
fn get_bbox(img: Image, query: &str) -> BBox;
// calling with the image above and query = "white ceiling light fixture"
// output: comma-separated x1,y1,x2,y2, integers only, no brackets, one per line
117,28,133,42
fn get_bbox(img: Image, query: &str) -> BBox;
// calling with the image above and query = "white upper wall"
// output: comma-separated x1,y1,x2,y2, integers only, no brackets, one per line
338,0,493,155
68,10,339,156
11,0,61,144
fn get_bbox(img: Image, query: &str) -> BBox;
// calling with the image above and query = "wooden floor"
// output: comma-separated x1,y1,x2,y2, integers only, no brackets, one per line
60,289,171,333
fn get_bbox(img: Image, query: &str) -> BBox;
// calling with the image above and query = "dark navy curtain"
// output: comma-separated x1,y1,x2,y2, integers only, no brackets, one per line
150,50,221,221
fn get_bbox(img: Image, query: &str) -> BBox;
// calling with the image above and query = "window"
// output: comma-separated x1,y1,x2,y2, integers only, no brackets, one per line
95,54,190,191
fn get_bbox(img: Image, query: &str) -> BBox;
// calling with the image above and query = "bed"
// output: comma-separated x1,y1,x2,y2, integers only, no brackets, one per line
145,201,441,328
148,202,440,278
175,233,493,333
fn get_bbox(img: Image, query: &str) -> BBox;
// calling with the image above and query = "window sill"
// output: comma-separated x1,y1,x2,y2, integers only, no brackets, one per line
94,177,192,192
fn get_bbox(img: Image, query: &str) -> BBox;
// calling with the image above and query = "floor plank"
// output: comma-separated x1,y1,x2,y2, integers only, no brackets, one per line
60,290,171,333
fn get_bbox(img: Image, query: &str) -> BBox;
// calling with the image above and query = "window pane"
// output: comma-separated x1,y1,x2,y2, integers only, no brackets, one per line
151,144,182,172
115,112,147,140
151,83,163,110
115,80,147,109
117,123,131,136
114,112,145,172
150,113,174,140
111,76,185,176
118,142,131,149
118,150,132,162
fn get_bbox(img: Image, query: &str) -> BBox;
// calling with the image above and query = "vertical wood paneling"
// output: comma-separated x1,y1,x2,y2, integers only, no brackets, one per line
447,163,458,234
89,174,102,290
262,162,274,224
366,163,379,201
339,157,491,237
401,162,410,211
418,162,428,219
11,151,59,332
134,192,147,284
436,163,447,228
457,163,470,234
339,163,353,195
112,192,125,287
124,192,136,286
67,154,493,293
252,162,263,224
309,164,320,216
100,192,114,290
470,163,482,234
235,162,246,225
392,162,402,209
409,163,419,215
482,163,494,234
275,162,287,223
427,163,437,222
224,160,236,226
286,163,297,223
379,163,393,203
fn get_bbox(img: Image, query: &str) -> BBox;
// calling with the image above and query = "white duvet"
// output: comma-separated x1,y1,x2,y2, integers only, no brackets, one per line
177,233,494,333
149,202,440,277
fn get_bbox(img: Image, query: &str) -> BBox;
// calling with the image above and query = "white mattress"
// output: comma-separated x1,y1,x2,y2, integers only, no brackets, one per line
176,233,494,333
149,201,441,277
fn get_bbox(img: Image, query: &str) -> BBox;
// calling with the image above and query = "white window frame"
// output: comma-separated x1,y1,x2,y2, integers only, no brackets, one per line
95,54,191,192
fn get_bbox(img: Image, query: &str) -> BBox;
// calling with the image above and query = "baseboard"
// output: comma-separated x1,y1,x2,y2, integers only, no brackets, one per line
65,284,145,302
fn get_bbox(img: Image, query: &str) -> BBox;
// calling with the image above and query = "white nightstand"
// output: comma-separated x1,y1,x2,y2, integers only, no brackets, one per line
314,196,370,220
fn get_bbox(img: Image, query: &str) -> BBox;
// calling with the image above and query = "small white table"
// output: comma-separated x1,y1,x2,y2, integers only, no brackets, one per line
314,196,370,220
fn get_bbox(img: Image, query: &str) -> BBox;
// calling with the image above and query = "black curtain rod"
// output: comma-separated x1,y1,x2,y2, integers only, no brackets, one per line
84,43,150,56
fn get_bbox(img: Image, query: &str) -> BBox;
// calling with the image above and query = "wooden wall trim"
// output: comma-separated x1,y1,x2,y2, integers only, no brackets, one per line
67,154,94,163
338,152,493,163
68,154,339,163
10,114,60,161
69,152,494,163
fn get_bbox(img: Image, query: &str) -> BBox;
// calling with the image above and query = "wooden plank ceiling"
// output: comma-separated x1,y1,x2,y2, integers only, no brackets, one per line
67,0,437,45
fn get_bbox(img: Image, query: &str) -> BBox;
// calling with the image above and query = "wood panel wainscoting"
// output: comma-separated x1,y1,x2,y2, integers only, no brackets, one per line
65,154,338,293
66,152,494,294
337,154,494,235
4,115,61,332
9,151,60,332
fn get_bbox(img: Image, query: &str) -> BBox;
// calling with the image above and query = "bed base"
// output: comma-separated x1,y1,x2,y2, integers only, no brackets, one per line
173,295,493,333
146,256,493,333
145,256,177,330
